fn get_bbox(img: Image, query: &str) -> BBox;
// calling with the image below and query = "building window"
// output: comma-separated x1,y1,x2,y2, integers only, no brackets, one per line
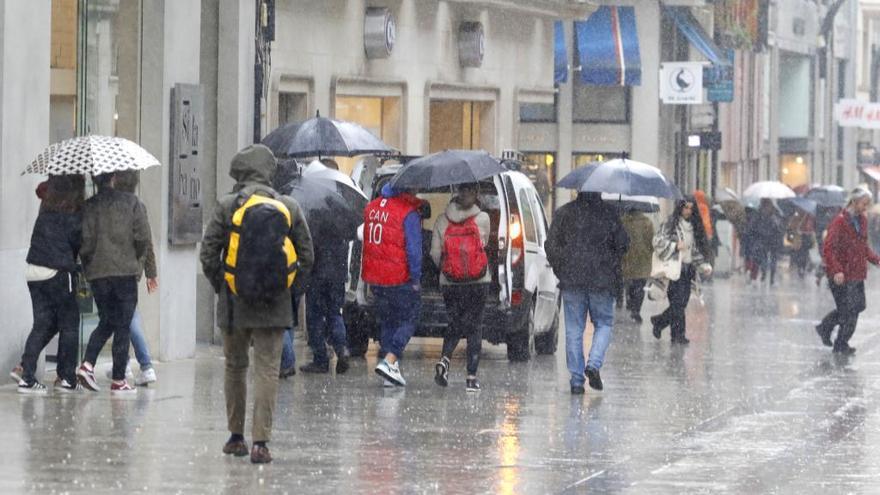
278,92,308,126
572,152,621,168
572,84,630,123
522,152,555,210
333,95,401,175
519,100,557,123
429,100,493,153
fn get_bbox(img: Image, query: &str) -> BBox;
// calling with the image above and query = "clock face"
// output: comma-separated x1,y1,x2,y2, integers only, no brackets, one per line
385,14,396,54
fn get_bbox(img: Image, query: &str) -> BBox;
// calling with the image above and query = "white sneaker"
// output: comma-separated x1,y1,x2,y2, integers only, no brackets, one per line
17,380,48,395
55,378,82,393
374,359,406,387
135,368,157,386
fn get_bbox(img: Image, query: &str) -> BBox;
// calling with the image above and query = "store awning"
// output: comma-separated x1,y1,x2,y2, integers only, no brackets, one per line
554,21,567,84
860,165,880,182
662,5,731,67
574,6,641,86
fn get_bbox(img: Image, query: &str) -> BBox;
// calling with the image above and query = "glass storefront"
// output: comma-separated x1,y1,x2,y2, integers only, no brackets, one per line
522,152,555,211
334,95,401,175
429,100,494,153
779,153,810,189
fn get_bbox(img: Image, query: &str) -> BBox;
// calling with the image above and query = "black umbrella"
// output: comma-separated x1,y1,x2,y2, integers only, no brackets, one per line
388,150,505,189
262,112,396,158
556,158,681,199
778,197,818,217
278,174,367,240
805,185,846,208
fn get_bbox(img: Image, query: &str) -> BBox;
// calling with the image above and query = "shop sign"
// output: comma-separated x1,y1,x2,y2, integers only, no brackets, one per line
169,83,204,245
705,51,734,102
459,22,485,68
364,7,395,59
836,99,880,129
660,62,703,104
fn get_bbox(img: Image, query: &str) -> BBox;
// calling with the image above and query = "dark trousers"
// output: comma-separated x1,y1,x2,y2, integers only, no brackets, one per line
441,283,488,376
819,281,866,350
305,279,348,366
624,279,647,314
83,277,138,381
21,272,80,384
653,264,696,340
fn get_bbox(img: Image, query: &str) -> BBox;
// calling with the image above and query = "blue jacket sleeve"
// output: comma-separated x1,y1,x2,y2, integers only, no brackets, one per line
403,211,422,285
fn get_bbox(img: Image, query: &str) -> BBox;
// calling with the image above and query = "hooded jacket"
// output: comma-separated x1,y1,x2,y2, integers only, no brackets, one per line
199,144,314,330
81,187,153,281
430,200,491,285
545,193,629,293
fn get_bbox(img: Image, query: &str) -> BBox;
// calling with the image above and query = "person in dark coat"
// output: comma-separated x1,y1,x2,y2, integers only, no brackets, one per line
200,144,314,464
546,192,629,394
620,209,654,323
650,198,713,345
12,176,84,393
753,199,784,285
815,188,880,354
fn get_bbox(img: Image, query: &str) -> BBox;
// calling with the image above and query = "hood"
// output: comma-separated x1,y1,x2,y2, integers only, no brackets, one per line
381,182,404,198
445,200,481,223
230,144,277,191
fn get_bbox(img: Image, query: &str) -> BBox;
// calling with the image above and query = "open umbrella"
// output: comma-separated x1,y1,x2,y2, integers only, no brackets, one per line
805,185,846,208
262,112,396,158
278,174,367,240
22,135,161,176
556,158,680,198
778,197,818,217
742,181,795,204
601,193,660,212
388,150,505,189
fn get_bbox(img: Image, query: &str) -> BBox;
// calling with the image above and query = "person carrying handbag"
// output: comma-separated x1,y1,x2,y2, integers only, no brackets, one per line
650,198,712,345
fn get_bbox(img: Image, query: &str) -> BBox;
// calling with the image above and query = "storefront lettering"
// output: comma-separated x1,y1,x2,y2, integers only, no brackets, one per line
836,99,880,129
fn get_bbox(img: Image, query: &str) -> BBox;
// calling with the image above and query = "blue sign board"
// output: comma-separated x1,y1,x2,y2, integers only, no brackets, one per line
704,49,734,102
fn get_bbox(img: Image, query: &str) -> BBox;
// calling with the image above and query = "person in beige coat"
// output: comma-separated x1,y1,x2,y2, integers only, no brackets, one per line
430,183,491,392
620,209,654,323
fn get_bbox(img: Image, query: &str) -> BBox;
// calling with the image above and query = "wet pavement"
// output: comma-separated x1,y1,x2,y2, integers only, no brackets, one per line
3,269,880,494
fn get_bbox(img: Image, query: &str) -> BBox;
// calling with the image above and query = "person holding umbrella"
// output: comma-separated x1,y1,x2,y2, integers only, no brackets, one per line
650,198,713,345
815,187,880,354
620,206,654,323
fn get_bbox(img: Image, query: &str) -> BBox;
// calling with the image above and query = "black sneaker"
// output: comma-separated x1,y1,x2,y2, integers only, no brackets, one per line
630,311,643,324
671,337,690,345
585,367,603,391
336,354,350,374
465,378,480,392
17,380,48,395
279,366,296,379
570,385,585,395
434,359,449,387
815,324,833,347
651,315,662,339
299,362,330,374
833,344,856,356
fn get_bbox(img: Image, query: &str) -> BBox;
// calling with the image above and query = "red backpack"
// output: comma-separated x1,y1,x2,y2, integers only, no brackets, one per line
441,215,488,282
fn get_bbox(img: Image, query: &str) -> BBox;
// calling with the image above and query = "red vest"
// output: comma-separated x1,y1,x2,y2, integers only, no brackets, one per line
361,193,422,286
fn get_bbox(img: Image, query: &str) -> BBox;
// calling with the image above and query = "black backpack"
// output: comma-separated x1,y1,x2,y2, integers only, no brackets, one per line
224,191,298,304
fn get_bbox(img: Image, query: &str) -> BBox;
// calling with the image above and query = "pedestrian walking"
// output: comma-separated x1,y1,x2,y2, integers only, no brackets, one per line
650,198,712,345
299,227,352,375
362,183,423,387
753,199,784,285
786,210,815,279
620,209,654,323
815,187,880,355
430,183,490,392
75,172,156,394
546,192,629,394
11,176,84,393
200,144,314,463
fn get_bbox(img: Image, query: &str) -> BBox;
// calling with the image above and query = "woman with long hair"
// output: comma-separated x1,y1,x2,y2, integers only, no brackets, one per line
650,197,713,345
11,175,85,393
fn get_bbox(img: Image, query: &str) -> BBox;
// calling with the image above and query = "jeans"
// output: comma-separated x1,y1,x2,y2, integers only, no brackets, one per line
305,279,348,366
280,328,296,370
83,276,138,381
441,283,488,376
653,264,696,341
128,309,153,370
624,279,647,314
21,272,80,384
819,281,866,350
223,327,284,442
373,285,421,359
561,288,615,387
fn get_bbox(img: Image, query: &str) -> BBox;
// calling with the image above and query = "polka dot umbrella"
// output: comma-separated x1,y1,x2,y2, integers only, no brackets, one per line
22,135,161,176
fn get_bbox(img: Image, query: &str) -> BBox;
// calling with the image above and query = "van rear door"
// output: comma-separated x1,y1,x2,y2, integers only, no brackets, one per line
525,188,560,333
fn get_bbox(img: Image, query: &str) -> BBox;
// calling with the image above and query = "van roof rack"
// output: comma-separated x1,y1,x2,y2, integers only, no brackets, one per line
500,149,525,171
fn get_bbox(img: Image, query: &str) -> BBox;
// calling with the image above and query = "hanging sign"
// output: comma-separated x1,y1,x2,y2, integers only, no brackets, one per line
836,99,880,129
660,62,703,104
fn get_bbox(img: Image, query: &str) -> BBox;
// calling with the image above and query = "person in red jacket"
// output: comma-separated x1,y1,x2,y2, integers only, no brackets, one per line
362,183,423,386
816,187,880,354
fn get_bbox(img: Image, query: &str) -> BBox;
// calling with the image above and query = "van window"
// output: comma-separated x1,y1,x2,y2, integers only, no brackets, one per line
519,189,538,244
529,190,548,244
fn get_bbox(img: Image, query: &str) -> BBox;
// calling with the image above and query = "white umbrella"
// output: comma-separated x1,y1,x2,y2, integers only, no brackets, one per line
742,181,795,202
22,135,161,176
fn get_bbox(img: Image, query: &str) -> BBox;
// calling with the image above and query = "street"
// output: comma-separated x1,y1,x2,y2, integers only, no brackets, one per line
3,271,880,494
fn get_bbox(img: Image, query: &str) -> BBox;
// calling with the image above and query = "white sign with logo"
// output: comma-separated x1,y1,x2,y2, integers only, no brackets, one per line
660,62,703,105
835,99,880,129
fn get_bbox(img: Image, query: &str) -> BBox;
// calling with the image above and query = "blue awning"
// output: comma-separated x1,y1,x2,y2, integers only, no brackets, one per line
574,6,641,86
662,5,731,67
554,21,568,84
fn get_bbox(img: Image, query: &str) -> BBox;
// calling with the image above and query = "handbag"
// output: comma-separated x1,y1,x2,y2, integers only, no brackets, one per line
644,277,668,302
650,250,682,281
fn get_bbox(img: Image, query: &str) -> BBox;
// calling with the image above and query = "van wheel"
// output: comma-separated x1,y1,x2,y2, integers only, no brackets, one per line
506,306,535,362
534,313,558,355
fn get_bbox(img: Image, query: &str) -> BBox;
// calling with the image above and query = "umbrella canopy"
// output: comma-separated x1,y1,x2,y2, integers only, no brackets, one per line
601,193,660,212
778,197,818,217
23,135,161,176
556,158,680,198
262,114,396,158
716,187,739,202
805,185,847,208
278,174,367,240
742,181,795,204
388,150,505,190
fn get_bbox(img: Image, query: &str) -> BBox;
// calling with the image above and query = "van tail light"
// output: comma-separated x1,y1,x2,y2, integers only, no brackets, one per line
511,289,524,306
509,213,524,266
